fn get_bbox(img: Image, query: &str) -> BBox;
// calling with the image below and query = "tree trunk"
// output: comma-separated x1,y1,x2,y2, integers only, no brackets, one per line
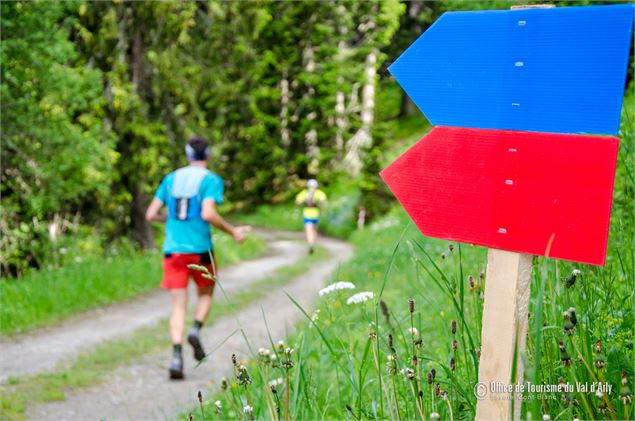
303,45,320,175
280,74,291,148
128,8,154,249
344,49,377,175
130,185,155,248
398,92,414,118
334,89,347,159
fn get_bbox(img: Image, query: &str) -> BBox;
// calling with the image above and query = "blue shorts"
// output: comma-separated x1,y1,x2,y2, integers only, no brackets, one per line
303,218,319,225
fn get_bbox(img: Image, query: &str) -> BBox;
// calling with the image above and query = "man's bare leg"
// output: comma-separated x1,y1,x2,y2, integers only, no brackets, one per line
305,223,317,254
169,288,188,379
169,289,188,344
194,286,213,322
187,286,213,362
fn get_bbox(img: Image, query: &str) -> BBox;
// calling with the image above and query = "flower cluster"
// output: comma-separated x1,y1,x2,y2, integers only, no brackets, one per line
318,281,356,296
346,291,374,305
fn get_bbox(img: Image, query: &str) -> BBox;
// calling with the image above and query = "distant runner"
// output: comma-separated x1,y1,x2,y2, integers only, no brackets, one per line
295,179,327,254
145,137,250,380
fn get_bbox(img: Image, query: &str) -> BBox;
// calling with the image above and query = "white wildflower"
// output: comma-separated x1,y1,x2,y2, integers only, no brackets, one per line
596,388,604,399
244,405,253,415
572,269,581,276
59,247,68,255
269,377,284,387
542,415,551,421
346,291,374,305
257,348,271,364
214,400,222,409
387,355,395,362
430,413,440,420
319,281,356,296
309,309,320,328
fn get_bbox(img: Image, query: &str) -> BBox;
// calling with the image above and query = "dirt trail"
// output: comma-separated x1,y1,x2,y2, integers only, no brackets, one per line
0,230,305,382
21,233,352,420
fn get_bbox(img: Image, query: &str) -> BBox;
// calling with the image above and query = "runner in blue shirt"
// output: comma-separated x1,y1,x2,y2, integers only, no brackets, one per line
145,137,250,380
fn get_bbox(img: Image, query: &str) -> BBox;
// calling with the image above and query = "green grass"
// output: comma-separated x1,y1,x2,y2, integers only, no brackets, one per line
0,244,329,420
231,204,303,233
230,178,362,240
0,232,267,335
187,89,635,421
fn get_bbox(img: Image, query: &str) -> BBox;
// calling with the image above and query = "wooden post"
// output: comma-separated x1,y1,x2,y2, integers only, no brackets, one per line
475,249,533,421
474,7,552,420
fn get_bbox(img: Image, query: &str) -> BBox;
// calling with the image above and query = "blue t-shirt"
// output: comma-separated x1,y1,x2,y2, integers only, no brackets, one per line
154,166,224,253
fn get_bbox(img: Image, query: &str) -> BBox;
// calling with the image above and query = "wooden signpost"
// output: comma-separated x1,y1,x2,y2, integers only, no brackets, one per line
381,4,634,420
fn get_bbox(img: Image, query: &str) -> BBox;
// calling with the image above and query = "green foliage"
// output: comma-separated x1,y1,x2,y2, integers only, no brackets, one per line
1,0,412,276
1,1,116,274
0,232,266,334
229,175,363,239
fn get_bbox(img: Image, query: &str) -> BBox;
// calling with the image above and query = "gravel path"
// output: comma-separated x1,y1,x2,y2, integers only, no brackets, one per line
0,230,306,382
17,232,352,420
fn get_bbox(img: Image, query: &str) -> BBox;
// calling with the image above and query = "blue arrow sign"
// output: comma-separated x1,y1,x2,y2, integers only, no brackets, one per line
388,4,634,135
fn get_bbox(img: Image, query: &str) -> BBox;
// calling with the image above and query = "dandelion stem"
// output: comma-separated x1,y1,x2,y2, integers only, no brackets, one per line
223,389,242,416
371,342,394,420
444,397,454,421
284,369,290,421
391,376,402,420
409,382,425,420
198,394,206,421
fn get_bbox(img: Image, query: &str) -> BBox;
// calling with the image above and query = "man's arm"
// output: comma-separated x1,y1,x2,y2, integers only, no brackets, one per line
145,198,167,222
201,199,250,242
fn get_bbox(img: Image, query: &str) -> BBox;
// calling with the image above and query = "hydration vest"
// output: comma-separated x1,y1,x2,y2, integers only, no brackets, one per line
166,167,208,221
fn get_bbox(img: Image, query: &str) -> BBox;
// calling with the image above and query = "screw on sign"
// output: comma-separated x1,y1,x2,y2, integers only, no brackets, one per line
381,4,634,421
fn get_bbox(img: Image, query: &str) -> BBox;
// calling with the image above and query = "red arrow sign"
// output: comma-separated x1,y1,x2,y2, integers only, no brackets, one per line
380,126,619,265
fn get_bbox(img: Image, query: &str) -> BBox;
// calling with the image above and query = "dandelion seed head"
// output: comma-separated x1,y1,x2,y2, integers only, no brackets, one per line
401,367,416,380
408,327,419,338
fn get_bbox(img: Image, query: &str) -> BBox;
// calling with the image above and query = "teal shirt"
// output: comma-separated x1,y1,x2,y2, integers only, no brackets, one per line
154,166,224,253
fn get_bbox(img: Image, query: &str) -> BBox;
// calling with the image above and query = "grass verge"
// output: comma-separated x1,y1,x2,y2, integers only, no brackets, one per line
0,244,328,420
0,232,267,335
187,88,634,420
